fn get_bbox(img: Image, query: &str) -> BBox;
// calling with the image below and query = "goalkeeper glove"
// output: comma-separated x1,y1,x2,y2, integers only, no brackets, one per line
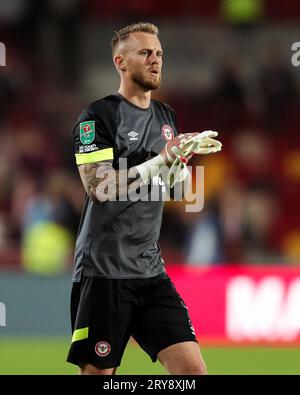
167,130,222,187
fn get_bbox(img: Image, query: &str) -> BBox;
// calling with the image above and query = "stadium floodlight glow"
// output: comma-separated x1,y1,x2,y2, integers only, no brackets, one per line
0,42,6,66
291,42,300,67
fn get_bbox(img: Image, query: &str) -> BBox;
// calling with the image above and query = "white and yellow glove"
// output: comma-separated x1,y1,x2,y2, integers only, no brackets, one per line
167,130,222,188
136,130,221,187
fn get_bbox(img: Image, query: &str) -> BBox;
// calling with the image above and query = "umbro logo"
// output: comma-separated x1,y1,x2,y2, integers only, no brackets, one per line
128,131,139,141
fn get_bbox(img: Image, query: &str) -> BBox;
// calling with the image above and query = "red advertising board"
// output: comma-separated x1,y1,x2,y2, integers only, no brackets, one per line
166,265,300,345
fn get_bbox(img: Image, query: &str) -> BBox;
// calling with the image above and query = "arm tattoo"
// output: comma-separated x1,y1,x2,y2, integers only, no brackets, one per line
78,161,146,203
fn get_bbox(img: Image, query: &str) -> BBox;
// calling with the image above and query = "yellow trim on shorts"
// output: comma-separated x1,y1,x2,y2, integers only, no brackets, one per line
75,148,113,165
72,327,89,342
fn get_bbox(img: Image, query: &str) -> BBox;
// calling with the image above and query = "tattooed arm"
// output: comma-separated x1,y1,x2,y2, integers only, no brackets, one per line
77,135,198,203
78,160,146,203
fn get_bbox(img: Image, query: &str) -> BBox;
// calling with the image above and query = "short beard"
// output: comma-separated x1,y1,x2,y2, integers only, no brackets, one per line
132,70,161,91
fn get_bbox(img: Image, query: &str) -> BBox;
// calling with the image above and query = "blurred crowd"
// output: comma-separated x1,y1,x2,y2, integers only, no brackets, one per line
1,0,300,273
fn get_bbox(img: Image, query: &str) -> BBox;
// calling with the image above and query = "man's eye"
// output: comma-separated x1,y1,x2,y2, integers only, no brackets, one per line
140,52,148,56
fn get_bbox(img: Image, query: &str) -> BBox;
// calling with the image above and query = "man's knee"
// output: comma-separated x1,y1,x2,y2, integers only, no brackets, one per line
79,363,116,375
170,359,207,375
162,358,207,375
189,360,207,375
157,341,207,375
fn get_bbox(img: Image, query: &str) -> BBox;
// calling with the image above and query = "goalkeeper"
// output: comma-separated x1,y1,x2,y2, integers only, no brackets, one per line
67,22,221,375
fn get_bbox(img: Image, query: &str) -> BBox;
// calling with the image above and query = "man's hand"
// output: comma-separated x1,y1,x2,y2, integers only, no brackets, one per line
136,130,222,187
178,130,222,161
160,132,199,166
165,130,222,188
161,130,221,167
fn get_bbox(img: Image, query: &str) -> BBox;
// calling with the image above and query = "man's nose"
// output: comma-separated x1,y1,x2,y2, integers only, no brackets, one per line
148,53,160,64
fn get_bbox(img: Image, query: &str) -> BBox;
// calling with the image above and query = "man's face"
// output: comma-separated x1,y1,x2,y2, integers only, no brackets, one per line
117,32,163,91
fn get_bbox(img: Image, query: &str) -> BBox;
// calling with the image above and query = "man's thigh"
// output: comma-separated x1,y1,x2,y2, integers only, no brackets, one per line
132,273,197,362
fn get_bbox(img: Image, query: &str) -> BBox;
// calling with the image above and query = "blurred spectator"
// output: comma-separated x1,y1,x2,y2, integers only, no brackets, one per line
186,208,223,265
282,230,300,264
0,0,28,25
21,221,73,275
39,0,83,84
230,128,275,183
242,181,279,263
259,46,297,130
215,55,247,130
17,171,82,275
218,56,246,106
0,50,30,121
217,180,245,263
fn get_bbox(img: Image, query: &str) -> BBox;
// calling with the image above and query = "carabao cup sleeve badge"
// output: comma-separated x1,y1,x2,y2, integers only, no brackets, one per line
80,121,95,145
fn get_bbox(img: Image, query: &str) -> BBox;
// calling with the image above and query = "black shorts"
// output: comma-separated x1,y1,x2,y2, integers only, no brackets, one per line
66,272,197,369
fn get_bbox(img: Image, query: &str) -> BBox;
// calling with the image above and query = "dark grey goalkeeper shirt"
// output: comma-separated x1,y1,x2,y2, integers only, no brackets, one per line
72,93,178,282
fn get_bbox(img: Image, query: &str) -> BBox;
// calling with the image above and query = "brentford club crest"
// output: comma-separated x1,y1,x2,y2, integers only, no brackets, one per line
162,125,174,141
95,341,111,357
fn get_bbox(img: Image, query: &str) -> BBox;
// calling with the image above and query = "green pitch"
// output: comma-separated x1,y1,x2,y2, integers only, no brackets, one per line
0,337,299,375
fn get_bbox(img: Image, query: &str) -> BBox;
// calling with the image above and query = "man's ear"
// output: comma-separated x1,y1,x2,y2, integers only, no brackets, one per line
114,55,126,72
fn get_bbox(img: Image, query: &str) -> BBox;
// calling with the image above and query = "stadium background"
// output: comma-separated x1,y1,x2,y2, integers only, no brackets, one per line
1,0,300,374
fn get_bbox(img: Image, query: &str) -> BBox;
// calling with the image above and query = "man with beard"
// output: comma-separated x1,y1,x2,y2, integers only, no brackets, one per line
67,22,221,375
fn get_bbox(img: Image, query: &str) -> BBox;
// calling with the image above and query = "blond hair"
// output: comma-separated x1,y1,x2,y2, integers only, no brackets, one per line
111,22,159,55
